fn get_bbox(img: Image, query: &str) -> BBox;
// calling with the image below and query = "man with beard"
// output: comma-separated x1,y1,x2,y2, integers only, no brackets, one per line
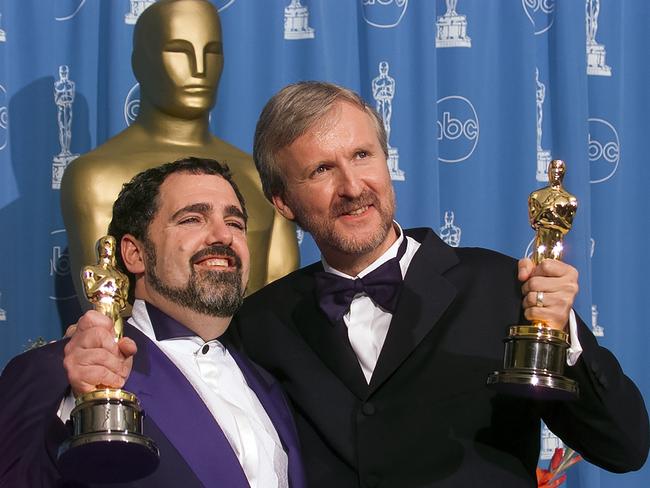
234,82,649,486
0,158,306,488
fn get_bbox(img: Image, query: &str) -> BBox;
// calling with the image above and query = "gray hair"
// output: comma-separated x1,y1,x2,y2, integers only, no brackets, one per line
253,81,388,201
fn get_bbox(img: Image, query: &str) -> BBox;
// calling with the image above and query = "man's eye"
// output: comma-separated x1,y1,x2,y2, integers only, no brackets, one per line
356,150,368,159
312,165,329,176
179,216,201,225
227,221,245,230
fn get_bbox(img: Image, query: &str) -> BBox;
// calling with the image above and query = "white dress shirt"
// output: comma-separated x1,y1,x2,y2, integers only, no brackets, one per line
321,224,582,384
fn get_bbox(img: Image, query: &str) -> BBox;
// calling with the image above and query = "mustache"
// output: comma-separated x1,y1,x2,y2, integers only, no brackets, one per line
330,190,379,216
190,245,242,269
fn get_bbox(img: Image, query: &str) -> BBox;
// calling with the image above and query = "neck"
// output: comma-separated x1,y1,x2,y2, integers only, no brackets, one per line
138,292,231,342
174,308,231,342
322,226,399,276
136,101,213,146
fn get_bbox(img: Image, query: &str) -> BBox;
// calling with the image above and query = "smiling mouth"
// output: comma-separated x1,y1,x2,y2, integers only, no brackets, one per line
191,244,241,271
332,191,379,219
194,256,236,269
345,205,370,216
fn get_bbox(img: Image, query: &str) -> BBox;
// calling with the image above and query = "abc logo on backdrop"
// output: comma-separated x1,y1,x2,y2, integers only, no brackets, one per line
0,84,7,150
588,117,619,184
362,0,408,29
436,95,479,163
49,229,76,302
522,0,556,35
124,83,140,127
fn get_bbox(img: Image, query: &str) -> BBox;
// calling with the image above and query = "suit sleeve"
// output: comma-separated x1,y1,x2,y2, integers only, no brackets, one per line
0,342,71,487
542,314,649,472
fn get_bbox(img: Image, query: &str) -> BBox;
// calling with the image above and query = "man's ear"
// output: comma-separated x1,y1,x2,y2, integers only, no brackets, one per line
271,194,296,221
121,234,146,275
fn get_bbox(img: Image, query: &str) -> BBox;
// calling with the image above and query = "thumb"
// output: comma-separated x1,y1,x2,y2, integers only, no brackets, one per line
117,337,137,359
518,258,534,282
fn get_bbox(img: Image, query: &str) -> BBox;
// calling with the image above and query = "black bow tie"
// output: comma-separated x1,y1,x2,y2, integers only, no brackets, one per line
314,237,408,324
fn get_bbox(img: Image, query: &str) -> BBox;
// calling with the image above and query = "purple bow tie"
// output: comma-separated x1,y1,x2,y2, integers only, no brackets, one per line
315,238,407,324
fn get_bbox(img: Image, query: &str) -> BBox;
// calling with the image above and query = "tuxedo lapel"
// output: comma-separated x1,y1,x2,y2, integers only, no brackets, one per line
227,345,306,488
291,266,369,399
125,323,250,488
368,229,459,395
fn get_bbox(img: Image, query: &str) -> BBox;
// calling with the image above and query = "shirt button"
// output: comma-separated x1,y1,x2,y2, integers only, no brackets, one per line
201,344,209,355
362,402,376,416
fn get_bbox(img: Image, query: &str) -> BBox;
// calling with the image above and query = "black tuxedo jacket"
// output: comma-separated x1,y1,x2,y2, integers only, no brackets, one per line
234,228,649,487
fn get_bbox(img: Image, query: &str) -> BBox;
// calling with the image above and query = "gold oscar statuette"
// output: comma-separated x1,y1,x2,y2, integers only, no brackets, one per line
57,236,159,483
487,160,579,400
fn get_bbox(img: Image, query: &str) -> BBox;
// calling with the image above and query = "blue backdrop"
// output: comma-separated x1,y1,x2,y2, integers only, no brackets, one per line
0,1,647,486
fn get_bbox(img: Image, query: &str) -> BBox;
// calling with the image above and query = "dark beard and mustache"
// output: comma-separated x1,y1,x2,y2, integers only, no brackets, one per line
144,241,244,318
288,188,395,256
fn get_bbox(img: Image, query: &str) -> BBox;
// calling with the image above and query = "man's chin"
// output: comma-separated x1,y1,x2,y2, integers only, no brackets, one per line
326,233,387,256
330,222,393,254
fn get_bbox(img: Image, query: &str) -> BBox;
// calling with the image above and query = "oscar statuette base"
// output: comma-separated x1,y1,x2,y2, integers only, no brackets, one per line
487,325,579,401
58,388,159,483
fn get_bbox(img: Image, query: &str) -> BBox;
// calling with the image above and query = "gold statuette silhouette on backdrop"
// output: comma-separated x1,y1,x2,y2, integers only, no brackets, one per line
61,0,298,310
487,160,579,400
58,236,159,483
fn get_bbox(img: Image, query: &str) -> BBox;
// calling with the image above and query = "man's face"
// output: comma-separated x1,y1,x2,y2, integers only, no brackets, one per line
142,172,249,317
137,1,224,118
274,102,396,264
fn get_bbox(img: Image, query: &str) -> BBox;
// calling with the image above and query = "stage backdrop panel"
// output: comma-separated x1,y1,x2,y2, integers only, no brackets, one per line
0,2,647,486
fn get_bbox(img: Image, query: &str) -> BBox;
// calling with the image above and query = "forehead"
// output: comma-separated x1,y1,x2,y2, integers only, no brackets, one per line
303,102,377,149
278,102,379,159
158,2,221,43
157,172,240,213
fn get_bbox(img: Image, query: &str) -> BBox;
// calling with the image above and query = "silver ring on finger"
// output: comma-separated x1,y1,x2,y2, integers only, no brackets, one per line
535,291,544,308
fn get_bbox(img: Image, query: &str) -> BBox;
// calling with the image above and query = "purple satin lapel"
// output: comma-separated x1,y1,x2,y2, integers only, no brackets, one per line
228,347,306,488
125,326,250,488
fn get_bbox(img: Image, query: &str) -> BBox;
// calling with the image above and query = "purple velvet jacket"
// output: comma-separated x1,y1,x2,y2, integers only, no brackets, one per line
0,303,306,488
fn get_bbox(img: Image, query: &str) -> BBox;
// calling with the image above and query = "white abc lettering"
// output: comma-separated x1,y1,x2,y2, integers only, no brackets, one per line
124,83,140,126
50,246,71,277
588,117,620,183
588,135,619,164
437,112,477,141
363,0,406,5
522,0,555,35
523,0,554,14
436,95,480,163
0,84,8,151
362,0,409,28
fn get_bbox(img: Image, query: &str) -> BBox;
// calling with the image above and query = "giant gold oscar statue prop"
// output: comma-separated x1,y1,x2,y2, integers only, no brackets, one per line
58,236,159,483
60,0,298,312
487,160,579,400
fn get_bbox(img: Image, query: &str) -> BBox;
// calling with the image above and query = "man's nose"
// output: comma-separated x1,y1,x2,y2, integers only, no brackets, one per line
206,219,233,246
337,165,363,198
